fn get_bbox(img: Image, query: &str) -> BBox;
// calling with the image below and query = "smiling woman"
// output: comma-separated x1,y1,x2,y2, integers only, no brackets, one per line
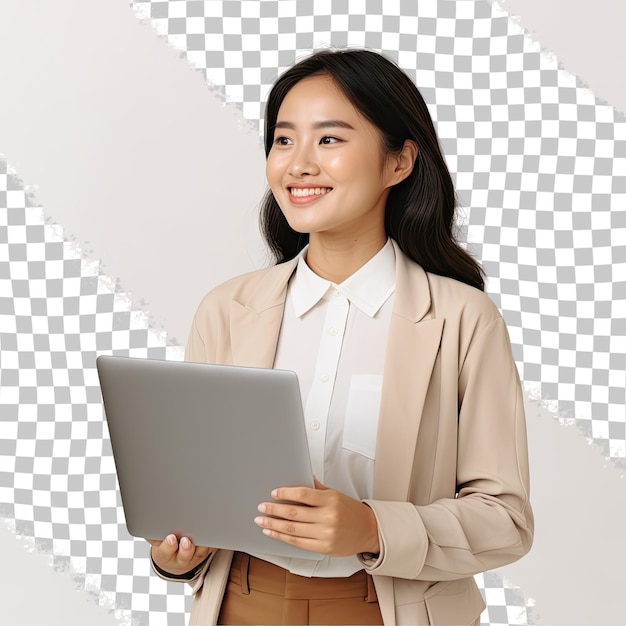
265,74,417,282
148,48,533,626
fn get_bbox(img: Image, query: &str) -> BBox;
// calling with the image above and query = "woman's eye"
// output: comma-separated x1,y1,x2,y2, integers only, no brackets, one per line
274,136,292,146
320,136,339,145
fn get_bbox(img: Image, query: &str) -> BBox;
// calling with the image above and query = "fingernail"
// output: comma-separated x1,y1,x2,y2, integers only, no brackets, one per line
262,529,271,536
271,489,278,498
181,537,190,549
254,517,264,526
166,535,175,546
257,503,266,513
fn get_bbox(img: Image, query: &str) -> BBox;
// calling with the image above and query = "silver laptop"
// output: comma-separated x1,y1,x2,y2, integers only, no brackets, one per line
96,355,322,560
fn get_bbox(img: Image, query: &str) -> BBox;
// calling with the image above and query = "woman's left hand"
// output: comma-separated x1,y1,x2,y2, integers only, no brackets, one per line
254,479,380,556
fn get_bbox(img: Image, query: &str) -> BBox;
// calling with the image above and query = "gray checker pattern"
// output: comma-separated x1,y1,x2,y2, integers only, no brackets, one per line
0,162,188,626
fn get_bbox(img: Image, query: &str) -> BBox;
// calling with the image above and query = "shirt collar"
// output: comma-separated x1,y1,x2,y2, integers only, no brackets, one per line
290,239,396,318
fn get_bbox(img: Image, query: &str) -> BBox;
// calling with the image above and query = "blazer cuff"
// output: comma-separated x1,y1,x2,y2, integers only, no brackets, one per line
358,501,384,566
358,500,428,579
151,549,215,594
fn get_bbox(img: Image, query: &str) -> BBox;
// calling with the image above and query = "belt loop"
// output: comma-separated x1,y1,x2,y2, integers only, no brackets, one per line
240,553,251,595
366,574,378,603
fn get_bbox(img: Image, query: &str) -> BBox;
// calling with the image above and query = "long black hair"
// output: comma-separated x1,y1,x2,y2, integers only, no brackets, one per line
259,48,485,291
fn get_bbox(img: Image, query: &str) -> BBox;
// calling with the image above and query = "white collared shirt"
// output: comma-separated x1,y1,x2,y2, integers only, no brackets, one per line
250,239,395,577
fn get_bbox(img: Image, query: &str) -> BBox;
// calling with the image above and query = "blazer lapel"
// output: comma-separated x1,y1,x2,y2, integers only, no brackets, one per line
373,243,445,501
229,259,299,368
227,246,444,503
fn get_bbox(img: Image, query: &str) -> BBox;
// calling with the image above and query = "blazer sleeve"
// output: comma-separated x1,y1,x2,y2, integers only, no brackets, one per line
151,550,215,592
360,316,534,580
185,306,211,363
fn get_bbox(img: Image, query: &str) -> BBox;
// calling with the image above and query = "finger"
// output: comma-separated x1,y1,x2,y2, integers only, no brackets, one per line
177,538,212,563
152,534,178,557
259,527,325,553
254,515,315,539
270,486,325,506
177,536,196,562
258,500,321,522
313,478,328,490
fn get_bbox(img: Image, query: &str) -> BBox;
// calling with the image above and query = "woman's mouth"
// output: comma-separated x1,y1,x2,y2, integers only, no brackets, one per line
288,187,332,198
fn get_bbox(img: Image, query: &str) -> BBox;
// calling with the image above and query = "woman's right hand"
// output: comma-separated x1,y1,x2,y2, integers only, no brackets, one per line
147,535,212,576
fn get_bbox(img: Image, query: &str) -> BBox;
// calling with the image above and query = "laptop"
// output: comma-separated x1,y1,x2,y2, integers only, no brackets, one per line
96,355,323,560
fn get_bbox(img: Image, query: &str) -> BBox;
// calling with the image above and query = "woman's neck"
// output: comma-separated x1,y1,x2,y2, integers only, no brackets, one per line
305,231,388,283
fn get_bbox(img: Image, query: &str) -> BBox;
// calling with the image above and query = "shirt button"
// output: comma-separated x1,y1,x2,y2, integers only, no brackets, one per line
320,374,330,383
334,289,341,297
310,421,320,431
329,327,338,336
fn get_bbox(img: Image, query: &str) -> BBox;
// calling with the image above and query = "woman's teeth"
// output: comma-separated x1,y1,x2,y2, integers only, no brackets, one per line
290,187,331,197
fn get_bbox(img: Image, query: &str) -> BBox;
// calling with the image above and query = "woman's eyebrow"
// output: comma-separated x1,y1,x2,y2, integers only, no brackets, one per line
273,120,355,130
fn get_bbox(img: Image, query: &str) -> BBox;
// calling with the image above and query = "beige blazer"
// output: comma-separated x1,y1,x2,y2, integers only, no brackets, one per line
176,240,533,625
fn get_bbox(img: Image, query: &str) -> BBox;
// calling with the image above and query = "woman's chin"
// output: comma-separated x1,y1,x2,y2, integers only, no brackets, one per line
281,216,318,235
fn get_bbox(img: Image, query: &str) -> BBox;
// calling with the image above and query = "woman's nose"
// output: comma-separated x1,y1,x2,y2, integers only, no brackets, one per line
288,147,320,177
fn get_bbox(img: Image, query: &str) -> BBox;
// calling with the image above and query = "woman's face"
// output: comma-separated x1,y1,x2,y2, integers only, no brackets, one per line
266,74,398,243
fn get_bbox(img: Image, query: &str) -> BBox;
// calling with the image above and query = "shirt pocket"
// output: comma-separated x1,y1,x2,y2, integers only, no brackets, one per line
342,375,382,460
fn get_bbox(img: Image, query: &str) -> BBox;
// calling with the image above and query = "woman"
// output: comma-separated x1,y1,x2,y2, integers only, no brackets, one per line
148,48,533,625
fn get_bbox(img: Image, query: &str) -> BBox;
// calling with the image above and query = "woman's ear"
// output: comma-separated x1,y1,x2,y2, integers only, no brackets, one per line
387,139,418,187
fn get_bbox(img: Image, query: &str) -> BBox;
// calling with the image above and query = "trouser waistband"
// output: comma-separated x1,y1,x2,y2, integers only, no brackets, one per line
230,552,379,602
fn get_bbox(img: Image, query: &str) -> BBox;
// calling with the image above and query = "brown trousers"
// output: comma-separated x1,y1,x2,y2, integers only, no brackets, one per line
217,552,384,625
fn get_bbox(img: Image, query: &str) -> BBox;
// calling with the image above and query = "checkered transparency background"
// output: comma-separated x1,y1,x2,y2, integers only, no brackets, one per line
1,0,625,624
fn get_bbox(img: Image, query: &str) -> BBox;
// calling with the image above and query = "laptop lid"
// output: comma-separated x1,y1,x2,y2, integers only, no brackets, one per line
96,355,322,560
